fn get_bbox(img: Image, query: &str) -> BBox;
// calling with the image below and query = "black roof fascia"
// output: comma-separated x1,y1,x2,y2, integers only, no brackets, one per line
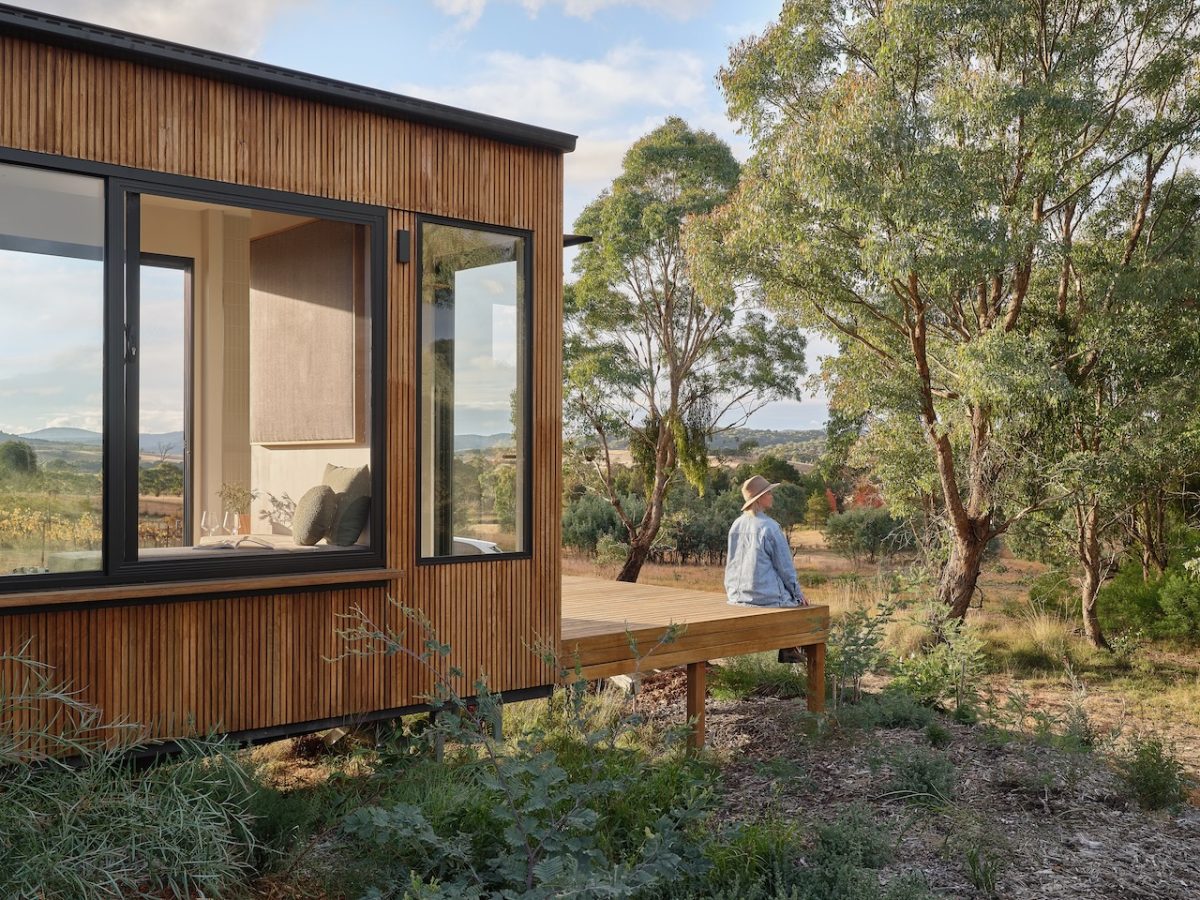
0,3,577,154
563,233,593,247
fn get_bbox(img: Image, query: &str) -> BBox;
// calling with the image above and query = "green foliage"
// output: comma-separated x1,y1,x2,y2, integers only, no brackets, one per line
662,487,743,565
827,603,894,708
805,492,830,527
890,617,985,710
1158,570,1200,640
334,603,717,898
834,690,934,732
562,492,639,555
1114,734,1188,811
0,743,258,899
881,747,956,807
709,653,808,701
0,440,37,475
138,461,183,497
822,508,910,564
924,721,952,749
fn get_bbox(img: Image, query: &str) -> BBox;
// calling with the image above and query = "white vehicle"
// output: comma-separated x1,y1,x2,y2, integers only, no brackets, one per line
452,537,503,555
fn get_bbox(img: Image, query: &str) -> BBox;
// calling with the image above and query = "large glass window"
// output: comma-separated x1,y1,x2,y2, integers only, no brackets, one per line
134,193,375,564
419,220,529,559
0,156,385,588
0,163,104,578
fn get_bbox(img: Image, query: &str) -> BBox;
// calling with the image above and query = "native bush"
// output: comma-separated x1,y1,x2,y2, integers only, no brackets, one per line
822,508,910,564
890,613,985,710
333,603,717,898
1158,569,1200,640
561,492,639,555
826,602,894,708
1115,734,1188,810
881,746,955,807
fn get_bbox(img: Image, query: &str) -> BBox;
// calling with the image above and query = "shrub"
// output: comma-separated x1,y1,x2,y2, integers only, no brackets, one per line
1158,571,1200,640
868,690,935,730
827,602,894,708
889,616,985,709
1096,563,1166,636
822,508,911,563
334,604,716,898
882,747,955,806
1115,734,1188,810
561,492,638,555
710,653,807,701
925,721,952,748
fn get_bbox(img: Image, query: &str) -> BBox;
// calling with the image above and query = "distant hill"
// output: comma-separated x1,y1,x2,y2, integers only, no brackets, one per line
455,433,514,452
11,428,186,455
709,428,826,451
19,427,103,444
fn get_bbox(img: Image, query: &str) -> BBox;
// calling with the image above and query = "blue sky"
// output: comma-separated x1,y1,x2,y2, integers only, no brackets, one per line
20,0,833,432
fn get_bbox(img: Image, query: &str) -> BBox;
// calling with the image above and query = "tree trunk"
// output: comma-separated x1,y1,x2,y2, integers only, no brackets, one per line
940,525,989,619
616,538,653,582
1077,503,1110,650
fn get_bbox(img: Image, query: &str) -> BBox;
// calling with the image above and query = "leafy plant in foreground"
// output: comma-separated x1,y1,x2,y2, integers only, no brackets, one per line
333,601,712,898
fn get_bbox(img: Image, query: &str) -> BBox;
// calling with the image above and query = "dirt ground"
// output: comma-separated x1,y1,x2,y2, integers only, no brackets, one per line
633,669,1200,899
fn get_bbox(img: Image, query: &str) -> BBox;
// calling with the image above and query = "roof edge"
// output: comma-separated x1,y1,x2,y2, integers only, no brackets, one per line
0,3,578,153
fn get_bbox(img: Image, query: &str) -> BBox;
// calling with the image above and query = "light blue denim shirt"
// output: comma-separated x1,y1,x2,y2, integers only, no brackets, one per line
724,512,805,608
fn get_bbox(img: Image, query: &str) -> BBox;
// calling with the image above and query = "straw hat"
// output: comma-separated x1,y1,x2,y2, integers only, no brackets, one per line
741,474,781,511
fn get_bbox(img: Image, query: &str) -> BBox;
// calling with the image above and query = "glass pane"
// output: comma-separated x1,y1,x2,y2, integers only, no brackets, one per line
138,195,373,561
138,261,190,551
0,163,104,577
420,222,527,558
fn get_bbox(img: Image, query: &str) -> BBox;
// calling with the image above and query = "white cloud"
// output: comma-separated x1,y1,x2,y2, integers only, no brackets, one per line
435,0,710,29
399,43,706,134
432,0,488,30
18,0,307,56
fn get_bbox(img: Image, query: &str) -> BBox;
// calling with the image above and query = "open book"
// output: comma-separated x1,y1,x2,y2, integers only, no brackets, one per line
195,535,276,550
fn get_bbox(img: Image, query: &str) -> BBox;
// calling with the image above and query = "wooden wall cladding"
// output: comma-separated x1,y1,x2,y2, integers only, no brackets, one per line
0,35,563,742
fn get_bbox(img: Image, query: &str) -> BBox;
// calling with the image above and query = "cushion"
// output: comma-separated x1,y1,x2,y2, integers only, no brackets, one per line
324,463,372,546
292,485,337,546
328,494,371,546
323,463,370,501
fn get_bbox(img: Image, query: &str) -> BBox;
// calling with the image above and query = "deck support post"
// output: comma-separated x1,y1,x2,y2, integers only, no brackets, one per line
803,643,826,713
686,661,706,750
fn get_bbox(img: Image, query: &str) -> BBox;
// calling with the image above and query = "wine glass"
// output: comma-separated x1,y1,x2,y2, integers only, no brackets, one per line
200,511,215,542
223,511,239,538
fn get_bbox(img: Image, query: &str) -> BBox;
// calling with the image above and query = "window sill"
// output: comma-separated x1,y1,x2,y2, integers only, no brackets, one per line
0,567,403,611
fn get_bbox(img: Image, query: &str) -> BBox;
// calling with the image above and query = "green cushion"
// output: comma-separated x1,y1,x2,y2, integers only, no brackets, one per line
292,485,336,546
323,463,370,500
324,463,371,546
328,494,371,546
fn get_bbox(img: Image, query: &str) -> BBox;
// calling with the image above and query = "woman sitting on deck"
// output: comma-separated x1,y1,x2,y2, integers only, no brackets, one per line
725,475,808,662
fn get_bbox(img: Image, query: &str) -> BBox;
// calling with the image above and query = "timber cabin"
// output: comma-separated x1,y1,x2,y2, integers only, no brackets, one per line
0,5,828,752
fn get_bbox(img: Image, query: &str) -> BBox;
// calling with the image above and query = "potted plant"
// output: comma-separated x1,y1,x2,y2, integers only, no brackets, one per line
218,482,256,535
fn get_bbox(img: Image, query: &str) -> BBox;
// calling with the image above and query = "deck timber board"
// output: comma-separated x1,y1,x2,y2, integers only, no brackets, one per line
560,575,830,681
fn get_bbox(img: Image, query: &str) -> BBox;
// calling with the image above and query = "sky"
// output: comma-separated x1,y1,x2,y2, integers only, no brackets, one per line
11,0,834,433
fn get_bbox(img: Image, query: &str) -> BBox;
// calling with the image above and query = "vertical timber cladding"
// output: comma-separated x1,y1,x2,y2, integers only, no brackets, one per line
0,35,564,738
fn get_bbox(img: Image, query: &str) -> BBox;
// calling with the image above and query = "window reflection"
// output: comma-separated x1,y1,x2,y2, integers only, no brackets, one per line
420,222,528,558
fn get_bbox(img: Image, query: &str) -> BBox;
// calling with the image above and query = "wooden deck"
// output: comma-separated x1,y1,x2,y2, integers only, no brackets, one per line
561,576,830,747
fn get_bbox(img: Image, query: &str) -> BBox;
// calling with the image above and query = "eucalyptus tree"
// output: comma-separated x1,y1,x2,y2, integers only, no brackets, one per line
566,117,806,582
690,0,1200,618
1019,175,1200,646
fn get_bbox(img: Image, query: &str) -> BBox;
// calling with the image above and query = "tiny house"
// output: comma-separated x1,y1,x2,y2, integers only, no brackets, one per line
0,5,572,745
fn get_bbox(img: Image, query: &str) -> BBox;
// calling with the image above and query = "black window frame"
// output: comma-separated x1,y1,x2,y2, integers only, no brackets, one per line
0,147,389,595
415,213,534,566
